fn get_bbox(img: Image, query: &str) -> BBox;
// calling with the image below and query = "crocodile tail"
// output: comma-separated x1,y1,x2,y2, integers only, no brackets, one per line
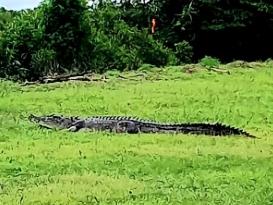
159,123,255,138
207,123,256,138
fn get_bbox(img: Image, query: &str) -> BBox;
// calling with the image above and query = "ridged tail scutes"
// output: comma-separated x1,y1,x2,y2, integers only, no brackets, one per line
157,122,255,138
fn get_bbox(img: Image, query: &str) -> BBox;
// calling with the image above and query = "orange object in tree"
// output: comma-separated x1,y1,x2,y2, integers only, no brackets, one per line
151,18,156,34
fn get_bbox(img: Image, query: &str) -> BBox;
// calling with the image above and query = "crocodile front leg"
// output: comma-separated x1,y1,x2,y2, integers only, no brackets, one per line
67,120,85,132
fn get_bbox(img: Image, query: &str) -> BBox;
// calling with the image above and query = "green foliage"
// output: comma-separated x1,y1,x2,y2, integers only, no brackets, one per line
1,0,273,80
0,7,12,30
135,31,178,67
41,0,89,70
120,0,273,61
137,64,156,71
30,48,57,76
88,2,176,72
199,56,221,69
88,4,142,72
174,40,193,64
0,9,44,80
0,7,21,31
0,0,176,80
0,0,92,80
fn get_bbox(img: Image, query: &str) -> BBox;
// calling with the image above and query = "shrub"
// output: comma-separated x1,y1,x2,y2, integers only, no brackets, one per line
0,0,178,80
30,48,57,77
174,41,193,64
0,9,44,80
41,0,89,70
199,56,221,69
87,2,177,72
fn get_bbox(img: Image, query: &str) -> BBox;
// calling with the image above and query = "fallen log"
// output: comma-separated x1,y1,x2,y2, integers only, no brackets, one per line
22,72,110,85
41,75,92,83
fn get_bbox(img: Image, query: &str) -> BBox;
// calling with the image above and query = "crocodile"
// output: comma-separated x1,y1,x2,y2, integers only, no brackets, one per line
28,114,255,138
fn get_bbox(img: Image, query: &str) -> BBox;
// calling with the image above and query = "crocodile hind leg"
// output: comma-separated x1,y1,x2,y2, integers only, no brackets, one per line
116,121,140,134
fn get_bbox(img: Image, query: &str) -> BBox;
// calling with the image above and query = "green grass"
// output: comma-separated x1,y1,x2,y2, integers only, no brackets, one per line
0,65,273,204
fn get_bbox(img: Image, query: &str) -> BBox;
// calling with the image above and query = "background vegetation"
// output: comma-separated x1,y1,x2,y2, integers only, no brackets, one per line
0,0,273,80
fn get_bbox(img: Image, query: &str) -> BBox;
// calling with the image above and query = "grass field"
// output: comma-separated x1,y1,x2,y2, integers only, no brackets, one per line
0,64,273,204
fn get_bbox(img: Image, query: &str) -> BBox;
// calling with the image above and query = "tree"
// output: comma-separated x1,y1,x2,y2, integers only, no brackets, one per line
41,0,89,70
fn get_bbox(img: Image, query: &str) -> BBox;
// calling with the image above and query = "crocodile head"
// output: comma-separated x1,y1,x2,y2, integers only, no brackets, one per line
29,114,77,130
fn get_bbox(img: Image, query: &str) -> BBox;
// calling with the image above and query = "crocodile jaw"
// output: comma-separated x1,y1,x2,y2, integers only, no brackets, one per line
28,114,74,130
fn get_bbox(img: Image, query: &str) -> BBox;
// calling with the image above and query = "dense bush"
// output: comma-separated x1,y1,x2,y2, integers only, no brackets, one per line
0,7,12,30
41,0,89,70
0,0,92,80
119,0,273,62
174,41,193,64
0,9,44,80
86,1,177,72
0,0,177,80
199,56,221,69
0,0,273,81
